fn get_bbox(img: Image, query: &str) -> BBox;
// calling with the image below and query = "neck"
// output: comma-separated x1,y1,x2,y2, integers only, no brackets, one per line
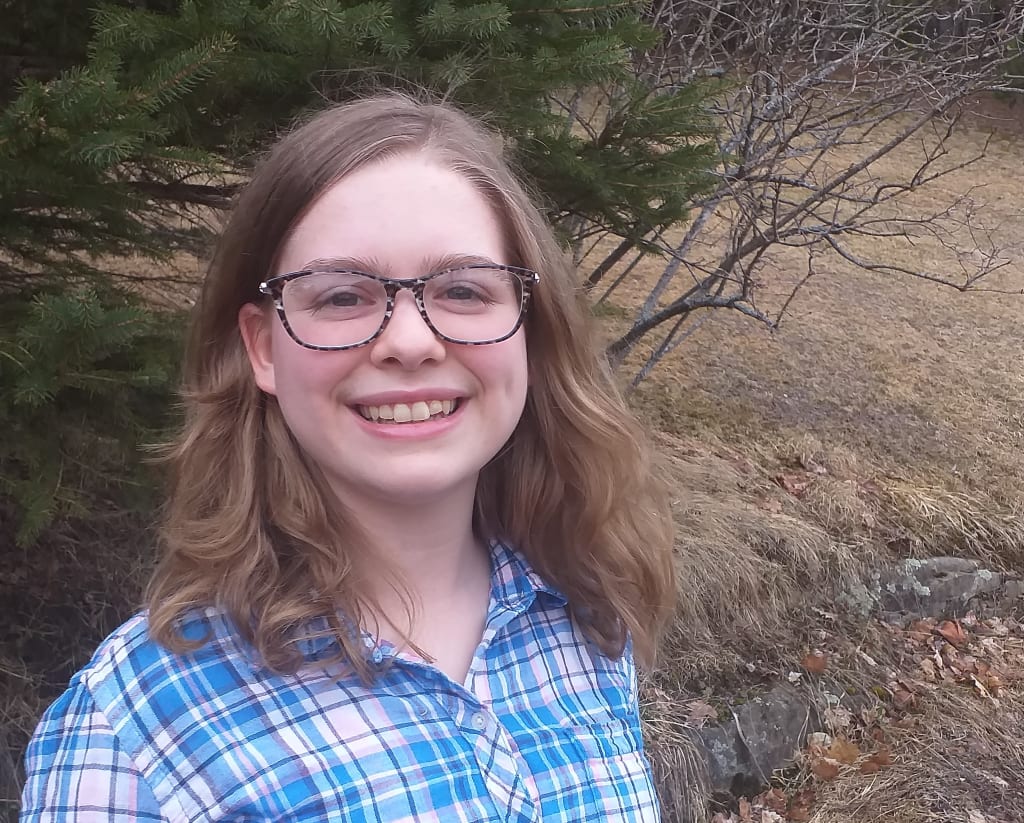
339,482,489,612
333,482,495,680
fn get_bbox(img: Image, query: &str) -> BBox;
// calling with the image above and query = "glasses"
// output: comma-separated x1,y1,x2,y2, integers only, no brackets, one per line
259,264,539,351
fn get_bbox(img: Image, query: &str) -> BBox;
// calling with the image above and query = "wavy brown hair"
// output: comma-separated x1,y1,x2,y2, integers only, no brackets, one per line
148,93,676,680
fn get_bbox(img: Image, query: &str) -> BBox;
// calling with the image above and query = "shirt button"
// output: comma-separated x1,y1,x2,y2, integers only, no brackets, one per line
370,647,383,665
471,712,486,730
415,704,429,719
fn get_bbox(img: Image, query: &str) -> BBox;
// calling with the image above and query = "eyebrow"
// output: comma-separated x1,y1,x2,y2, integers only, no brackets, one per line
301,253,500,275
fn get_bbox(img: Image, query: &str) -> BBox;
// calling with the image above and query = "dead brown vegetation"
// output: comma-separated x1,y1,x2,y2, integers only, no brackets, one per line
624,107,1024,821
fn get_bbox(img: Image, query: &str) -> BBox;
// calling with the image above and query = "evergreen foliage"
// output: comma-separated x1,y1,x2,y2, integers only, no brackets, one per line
0,0,720,543
0,287,180,544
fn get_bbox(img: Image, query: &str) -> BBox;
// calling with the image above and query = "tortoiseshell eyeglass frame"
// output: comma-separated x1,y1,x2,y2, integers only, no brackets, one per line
257,264,540,352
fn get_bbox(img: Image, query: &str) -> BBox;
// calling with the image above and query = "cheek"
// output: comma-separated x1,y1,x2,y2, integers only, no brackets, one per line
473,336,529,406
270,330,361,399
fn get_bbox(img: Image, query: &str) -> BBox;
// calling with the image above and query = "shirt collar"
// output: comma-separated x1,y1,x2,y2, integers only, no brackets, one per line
488,539,566,611
285,542,565,665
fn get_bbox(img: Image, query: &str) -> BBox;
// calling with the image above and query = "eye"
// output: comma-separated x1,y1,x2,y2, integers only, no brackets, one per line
322,290,362,307
285,272,385,316
443,285,488,302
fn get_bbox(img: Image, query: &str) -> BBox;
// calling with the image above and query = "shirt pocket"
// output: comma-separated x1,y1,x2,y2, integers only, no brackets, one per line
564,717,660,821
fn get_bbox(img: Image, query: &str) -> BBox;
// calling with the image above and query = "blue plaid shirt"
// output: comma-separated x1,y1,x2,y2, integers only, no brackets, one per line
22,542,659,821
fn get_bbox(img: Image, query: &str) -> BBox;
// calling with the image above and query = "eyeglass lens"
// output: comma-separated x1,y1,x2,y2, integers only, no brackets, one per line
280,268,524,348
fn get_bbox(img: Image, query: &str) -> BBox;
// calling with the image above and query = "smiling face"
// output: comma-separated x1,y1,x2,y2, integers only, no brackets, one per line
238,153,530,513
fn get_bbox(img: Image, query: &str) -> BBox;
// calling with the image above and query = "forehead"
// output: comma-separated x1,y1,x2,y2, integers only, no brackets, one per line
274,154,510,276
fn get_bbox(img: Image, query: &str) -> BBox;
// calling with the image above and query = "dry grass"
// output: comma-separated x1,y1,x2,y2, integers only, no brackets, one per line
651,431,871,689
805,620,1024,823
811,693,1024,823
613,111,1024,821
611,114,1024,501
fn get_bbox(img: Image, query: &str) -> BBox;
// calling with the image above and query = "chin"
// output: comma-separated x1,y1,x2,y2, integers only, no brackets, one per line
340,470,478,507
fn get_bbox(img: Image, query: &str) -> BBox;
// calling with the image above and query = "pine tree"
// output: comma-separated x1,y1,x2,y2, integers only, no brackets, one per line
0,0,719,542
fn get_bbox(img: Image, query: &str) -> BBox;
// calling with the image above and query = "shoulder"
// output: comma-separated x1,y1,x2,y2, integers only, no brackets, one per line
20,612,202,820
82,608,245,686
23,609,270,819
64,609,254,751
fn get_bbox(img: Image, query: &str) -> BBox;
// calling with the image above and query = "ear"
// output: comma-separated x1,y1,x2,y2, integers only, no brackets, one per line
238,302,278,395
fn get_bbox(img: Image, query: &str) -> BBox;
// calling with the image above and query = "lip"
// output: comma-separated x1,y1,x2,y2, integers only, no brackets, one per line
350,397,467,439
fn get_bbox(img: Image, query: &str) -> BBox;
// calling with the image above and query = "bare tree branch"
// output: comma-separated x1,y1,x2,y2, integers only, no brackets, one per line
587,0,1024,382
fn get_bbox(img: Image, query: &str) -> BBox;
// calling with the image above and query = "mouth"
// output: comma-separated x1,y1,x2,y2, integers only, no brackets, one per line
356,398,462,424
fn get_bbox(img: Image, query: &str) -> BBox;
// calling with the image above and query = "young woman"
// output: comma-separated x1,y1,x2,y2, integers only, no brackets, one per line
22,94,676,822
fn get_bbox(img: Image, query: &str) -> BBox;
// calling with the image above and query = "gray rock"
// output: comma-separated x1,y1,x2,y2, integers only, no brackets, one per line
877,557,1005,618
1001,577,1024,604
696,683,818,796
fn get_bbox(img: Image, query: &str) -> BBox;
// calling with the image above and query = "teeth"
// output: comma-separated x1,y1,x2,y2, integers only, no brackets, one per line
357,399,459,423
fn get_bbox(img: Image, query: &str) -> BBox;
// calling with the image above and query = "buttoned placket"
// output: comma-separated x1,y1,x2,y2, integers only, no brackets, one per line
373,589,543,823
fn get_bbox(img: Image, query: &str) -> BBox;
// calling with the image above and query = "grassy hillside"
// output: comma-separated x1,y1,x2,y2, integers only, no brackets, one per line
620,109,1024,822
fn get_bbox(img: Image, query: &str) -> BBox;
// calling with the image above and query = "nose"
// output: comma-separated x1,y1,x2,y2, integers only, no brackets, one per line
369,291,446,369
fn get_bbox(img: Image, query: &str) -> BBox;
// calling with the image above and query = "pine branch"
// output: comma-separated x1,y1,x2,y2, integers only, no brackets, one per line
128,180,239,208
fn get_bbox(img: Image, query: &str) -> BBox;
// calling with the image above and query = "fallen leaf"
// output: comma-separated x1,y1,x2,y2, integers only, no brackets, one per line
827,737,860,765
968,811,987,823
812,759,841,780
759,496,785,515
685,699,718,727
806,732,831,754
787,802,812,822
772,471,813,497
757,788,788,814
872,747,893,766
892,689,916,711
955,653,978,673
824,706,852,732
738,797,752,822
969,674,999,706
859,746,892,773
937,620,968,649
801,651,829,674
